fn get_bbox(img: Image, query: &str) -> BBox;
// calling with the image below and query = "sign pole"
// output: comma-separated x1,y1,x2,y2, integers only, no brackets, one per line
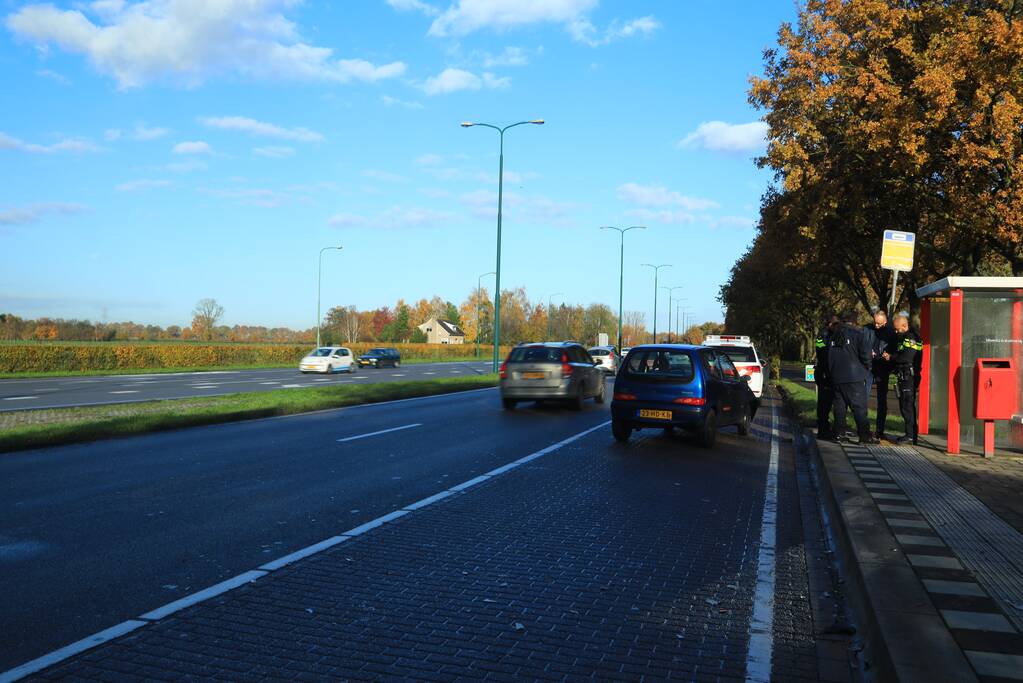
888,269,899,315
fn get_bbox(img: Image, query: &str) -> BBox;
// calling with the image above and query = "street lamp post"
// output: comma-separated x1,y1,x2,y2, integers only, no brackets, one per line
316,245,343,347
600,226,646,353
462,118,544,372
674,298,688,341
660,286,684,342
476,271,496,358
641,263,672,343
546,292,564,340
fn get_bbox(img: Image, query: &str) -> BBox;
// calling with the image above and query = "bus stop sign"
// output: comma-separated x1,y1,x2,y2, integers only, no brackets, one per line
881,230,915,272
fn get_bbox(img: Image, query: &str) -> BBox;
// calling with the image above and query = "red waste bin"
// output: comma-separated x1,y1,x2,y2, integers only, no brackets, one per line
974,358,1018,456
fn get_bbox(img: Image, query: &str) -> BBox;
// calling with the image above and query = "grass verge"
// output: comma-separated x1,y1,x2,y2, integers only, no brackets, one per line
0,375,497,453
776,378,905,434
0,357,492,379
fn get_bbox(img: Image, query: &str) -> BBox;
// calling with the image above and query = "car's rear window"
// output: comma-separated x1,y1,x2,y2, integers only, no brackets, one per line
622,349,696,382
309,348,332,357
714,345,757,363
508,347,564,363
588,348,610,357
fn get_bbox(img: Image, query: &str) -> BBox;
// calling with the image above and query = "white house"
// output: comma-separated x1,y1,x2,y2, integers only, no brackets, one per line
418,318,466,344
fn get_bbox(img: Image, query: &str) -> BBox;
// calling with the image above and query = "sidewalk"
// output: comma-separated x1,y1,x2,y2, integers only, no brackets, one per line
807,430,1023,682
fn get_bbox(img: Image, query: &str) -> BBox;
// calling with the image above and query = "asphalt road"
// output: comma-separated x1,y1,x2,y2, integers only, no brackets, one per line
1,385,835,680
0,361,496,412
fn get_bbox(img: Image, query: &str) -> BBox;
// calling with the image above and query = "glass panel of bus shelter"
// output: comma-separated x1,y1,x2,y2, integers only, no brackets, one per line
961,291,1023,452
927,299,950,436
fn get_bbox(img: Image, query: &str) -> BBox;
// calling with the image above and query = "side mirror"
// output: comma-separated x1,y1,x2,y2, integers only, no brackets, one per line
740,375,752,383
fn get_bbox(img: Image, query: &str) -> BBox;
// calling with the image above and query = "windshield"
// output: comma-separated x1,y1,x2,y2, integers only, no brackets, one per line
622,349,696,382
714,345,757,363
508,346,563,363
364,349,386,356
308,348,332,357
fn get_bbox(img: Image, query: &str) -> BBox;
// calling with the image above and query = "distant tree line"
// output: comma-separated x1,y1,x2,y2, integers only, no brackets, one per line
721,0,1023,360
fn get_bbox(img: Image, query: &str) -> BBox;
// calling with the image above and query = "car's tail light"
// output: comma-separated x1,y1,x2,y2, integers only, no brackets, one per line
561,352,573,378
499,361,508,379
613,392,637,401
738,365,761,376
673,397,706,406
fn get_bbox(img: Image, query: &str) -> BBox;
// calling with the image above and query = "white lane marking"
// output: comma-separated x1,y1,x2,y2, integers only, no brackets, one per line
449,370,462,373
139,570,266,621
391,373,406,377
0,620,148,683
424,372,436,375
280,384,304,389
745,399,779,683
108,390,139,394
3,396,38,401
191,385,219,389
259,382,280,385
0,417,608,682
313,378,331,382
337,423,422,443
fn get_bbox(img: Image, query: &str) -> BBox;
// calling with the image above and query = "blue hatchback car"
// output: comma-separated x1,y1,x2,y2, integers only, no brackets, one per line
610,344,759,448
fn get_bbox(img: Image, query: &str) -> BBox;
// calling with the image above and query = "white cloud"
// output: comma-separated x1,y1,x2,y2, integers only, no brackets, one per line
482,46,529,68
0,131,99,154
104,128,122,141
678,121,768,153
200,116,324,142
415,153,443,166
459,189,577,225
569,14,660,46
6,0,407,88
429,0,597,37
422,67,508,95
385,0,438,16
36,68,70,85
132,123,168,140
252,145,295,159
381,94,424,109
172,140,212,155
362,169,406,182
617,182,718,211
623,208,697,225
328,206,454,229
116,178,172,192
199,186,288,208
0,202,84,225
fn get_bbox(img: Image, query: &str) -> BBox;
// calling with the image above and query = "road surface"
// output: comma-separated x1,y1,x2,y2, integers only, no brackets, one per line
1,385,842,681
0,361,495,412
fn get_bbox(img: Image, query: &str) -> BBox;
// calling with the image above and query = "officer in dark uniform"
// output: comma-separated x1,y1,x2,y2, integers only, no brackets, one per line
828,310,878,444
885,314,923,445
814,314,839,438
865,310,896,439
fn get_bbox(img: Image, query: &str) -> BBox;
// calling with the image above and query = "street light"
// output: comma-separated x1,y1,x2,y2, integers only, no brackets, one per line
462,119,544,372
674,298,688,340
641,263,672,343
660,286,684,342
546,292,564,340
679,305,694,342
476,271,496,358
316,245,343,347
600,226,646,352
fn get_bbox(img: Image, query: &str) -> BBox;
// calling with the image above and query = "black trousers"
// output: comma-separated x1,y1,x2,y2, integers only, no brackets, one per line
833,381,870,439
897,369,917,441
816,381,835,434
873,369,891,434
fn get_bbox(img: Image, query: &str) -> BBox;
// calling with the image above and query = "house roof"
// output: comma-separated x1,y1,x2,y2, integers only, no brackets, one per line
417,317,465,336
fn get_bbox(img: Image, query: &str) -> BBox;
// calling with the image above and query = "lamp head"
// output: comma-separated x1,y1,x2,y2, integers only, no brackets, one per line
530,119,544,125
460,122,475,128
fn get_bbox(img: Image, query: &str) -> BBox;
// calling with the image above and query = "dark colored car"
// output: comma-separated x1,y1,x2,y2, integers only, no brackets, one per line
610,344,758,448
356,347,401,368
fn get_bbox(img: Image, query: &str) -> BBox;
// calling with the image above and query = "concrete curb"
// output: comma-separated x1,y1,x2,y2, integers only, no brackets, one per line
798,430,978,682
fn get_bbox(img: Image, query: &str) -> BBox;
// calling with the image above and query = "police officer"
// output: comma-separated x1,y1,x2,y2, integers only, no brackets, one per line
865,310,896,439
828,310,878,444
885,314,923,445
814,314,839,438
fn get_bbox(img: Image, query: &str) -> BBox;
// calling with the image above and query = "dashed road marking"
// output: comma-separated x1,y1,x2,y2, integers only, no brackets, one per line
337,423,422,443
108,390,139,394
3,396,38,401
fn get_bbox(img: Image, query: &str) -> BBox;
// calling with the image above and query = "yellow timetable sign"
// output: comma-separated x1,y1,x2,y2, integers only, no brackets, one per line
881,230,915,272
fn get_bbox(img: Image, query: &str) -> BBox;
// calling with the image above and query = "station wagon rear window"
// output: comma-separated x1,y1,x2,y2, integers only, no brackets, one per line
714,345,757,363
622,349,696,382
508,347,565,363
588,348,610,356
309,348,332,357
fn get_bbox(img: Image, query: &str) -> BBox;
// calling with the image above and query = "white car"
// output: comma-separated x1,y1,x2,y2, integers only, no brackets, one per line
299,346,355,374
703,335,765,398
588,346,619,375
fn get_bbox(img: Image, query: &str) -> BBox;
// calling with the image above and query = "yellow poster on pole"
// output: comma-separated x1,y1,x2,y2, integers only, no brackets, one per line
881,230,915,272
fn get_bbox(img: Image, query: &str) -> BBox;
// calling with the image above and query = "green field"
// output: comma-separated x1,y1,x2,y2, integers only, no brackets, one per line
0,375,498,453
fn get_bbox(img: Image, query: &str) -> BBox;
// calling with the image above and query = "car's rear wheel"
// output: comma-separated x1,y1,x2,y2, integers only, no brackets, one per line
594,380,606,404
737,402,752,436
502,398,517,410
570,387,584,411
612,419,632,443
698,409,718,448
395,360,401,368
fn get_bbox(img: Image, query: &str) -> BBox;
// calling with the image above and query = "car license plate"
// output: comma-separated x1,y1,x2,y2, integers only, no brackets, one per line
522,372,545,379
639,409,672,420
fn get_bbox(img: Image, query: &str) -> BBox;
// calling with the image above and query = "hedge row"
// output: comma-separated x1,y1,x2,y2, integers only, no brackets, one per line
0,343,507,373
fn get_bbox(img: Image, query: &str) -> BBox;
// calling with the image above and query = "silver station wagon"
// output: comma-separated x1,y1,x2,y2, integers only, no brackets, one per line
499,342,606,410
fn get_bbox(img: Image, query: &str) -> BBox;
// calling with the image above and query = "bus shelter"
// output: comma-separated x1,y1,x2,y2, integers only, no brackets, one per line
916,277,1023,455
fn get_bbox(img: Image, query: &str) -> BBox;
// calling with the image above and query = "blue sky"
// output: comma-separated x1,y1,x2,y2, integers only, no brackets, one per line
0,0,795,331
